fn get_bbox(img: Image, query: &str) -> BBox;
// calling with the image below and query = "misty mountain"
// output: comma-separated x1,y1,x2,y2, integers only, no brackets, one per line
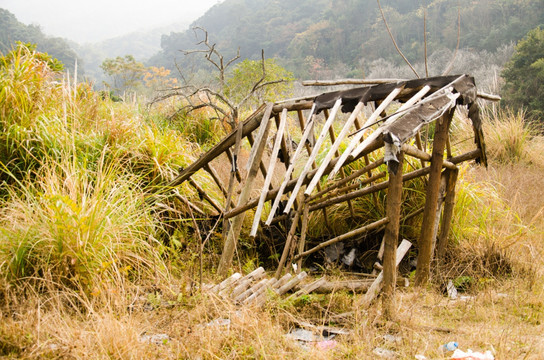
149,0,544,78
0,8,79,74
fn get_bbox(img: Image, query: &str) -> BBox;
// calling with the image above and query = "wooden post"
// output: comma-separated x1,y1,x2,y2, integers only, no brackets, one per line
415,109,453,286
436,168,459,262
382,151,404,318
217,104,274,277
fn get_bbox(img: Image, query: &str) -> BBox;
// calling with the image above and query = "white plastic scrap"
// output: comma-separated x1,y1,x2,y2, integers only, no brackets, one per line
373,347,397,358
451,349,494,359
138,333,170,345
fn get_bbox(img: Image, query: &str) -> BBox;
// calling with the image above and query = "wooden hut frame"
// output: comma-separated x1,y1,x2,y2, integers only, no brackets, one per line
167,74,492,297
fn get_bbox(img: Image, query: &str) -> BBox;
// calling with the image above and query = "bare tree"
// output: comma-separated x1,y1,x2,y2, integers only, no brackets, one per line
151,27,287,131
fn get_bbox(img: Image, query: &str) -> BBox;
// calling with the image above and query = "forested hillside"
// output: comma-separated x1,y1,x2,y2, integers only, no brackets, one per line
0,9,79,74
150,0,544,78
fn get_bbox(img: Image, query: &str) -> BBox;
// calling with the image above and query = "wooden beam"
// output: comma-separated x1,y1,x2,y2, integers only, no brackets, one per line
415,109,453,286
382,151,404,319
302,78,407,86
293,217,389,261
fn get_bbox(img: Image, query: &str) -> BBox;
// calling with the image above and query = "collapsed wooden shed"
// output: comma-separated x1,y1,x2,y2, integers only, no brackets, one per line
168,74,491,293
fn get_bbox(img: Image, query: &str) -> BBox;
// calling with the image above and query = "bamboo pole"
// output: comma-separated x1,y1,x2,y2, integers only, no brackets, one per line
217,104,274,277
250,109,288,237
415,109,453,286
312,172,387,203
401,144,457,170
382,151,404,319
293,217,389,261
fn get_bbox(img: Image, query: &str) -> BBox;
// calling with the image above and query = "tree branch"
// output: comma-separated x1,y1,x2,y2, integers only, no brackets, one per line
377,0,420,78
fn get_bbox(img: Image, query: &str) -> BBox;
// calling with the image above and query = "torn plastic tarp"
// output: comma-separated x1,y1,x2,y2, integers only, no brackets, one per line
382,90,459,172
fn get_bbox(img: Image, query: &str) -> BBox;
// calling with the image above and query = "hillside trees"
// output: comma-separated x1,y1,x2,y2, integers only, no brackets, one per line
101,55,147,95
501,26,544,120
148,0,544,78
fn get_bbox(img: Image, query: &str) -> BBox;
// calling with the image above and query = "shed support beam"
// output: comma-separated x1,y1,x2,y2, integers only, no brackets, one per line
383,151,404,319
415,109,453,286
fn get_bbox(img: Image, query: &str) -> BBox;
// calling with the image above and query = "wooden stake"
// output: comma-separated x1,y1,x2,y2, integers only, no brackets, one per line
382,151,404,318
415,109,453,286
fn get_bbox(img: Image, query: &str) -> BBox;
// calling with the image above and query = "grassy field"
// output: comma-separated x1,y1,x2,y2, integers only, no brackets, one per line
0,45,543,359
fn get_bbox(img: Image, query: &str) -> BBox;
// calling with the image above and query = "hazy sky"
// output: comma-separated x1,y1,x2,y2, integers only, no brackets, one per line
0,0,221,43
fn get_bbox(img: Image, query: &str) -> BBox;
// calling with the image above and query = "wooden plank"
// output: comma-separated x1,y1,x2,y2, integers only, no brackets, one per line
250,109,288,237
265,106,317,225
305,102,365,195
293,217,389,261
415,110,453,286
358,239,412,308
382,151,404,318
224,137,384,220
276,271,308,295
217,104,274,277
346,85,433,167
329,87,403,178
284,99,342,213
